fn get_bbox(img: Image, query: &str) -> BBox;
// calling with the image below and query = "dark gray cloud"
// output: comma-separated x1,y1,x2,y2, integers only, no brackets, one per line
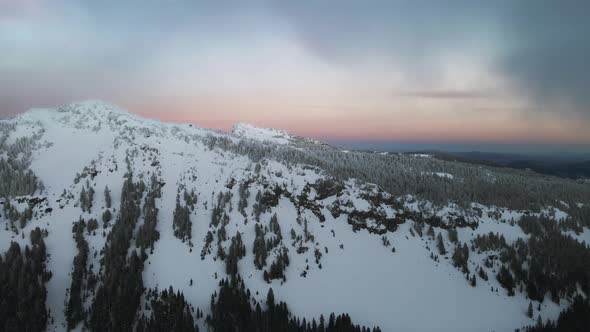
496,1,590,116
395,90,495,100
272,0,590,115
271,1,486,70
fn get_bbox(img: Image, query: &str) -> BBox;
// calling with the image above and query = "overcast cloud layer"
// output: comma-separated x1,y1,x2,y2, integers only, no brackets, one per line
1,0,589,147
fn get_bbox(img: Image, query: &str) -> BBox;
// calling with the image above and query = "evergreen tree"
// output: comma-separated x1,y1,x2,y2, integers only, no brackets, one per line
427,225,435,239
497,265,515,296
436,233,446,255
266,287,275,307
448,228,458,243
102,209,112,226
104,186,112,208
173,190,193,244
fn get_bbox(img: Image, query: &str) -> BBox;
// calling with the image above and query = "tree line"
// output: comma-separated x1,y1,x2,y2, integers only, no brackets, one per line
200,133,590,212
0,227,51,331
207,276,381,332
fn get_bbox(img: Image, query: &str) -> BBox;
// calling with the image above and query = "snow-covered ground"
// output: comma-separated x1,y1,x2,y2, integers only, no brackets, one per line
422,171,454,179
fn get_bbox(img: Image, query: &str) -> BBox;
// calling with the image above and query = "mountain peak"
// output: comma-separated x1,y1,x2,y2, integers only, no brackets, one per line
57,100,131,117
231,122,292,144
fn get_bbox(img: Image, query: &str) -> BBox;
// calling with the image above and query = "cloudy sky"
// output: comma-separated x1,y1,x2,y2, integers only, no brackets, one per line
1,0,589,151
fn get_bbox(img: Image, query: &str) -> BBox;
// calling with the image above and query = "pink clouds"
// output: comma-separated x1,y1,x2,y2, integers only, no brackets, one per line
119,93,590,145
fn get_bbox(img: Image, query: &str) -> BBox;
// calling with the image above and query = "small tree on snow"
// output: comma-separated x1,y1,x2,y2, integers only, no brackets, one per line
437,233,446,255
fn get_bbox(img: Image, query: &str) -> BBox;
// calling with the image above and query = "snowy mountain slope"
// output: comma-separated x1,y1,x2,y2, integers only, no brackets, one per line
0,100,589,331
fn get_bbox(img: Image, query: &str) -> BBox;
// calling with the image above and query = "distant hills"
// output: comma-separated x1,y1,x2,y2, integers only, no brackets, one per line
431,151,590,179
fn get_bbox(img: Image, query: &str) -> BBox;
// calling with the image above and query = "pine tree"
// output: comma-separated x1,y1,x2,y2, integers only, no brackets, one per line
496,265,515,296
448,228,458,243
427,225,435,239
102,209,112,226
173,191,192,243
80,187,87,212
104,186,112,208
266,288,275,308
437,233,446,255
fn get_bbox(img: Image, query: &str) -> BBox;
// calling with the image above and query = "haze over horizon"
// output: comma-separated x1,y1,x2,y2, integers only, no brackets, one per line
1,0,590,152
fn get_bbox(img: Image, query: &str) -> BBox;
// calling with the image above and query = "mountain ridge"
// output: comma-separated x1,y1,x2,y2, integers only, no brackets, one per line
0,101,589,331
